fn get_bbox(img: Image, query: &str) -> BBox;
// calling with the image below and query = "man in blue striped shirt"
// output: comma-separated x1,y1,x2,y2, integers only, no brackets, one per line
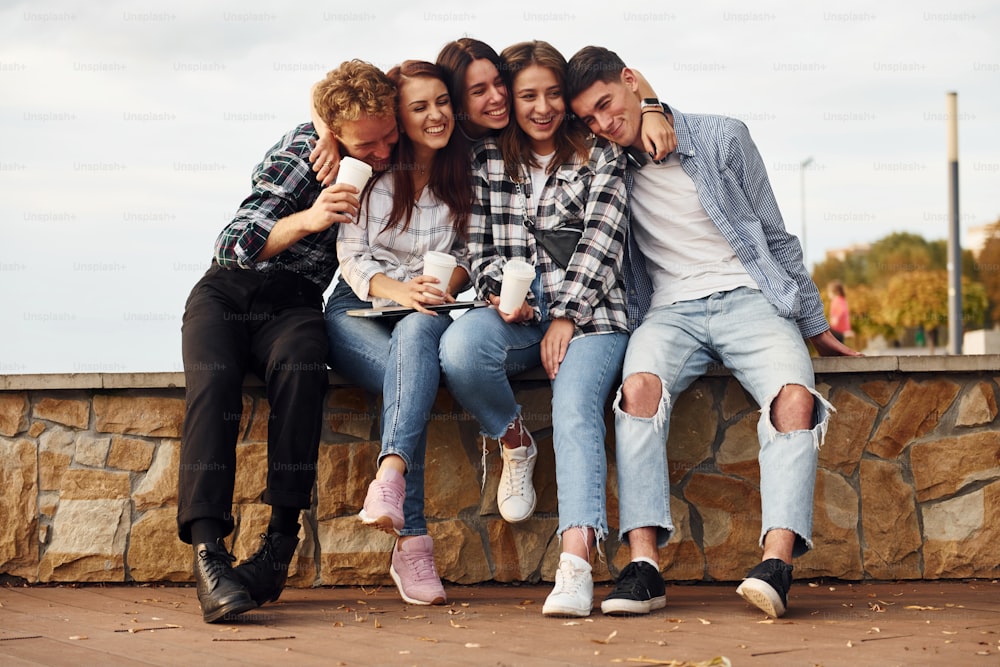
568,46,860,619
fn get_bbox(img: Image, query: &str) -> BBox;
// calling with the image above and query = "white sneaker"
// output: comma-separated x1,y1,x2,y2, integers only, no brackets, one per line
543,554,593,617
498,432,537,523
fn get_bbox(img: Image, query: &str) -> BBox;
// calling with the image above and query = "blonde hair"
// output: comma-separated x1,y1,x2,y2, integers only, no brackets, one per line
313,60,397,135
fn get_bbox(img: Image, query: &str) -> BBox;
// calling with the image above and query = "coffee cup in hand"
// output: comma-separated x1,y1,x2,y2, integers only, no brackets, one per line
422,251,456,300
498,259,535,314
335,156,373,192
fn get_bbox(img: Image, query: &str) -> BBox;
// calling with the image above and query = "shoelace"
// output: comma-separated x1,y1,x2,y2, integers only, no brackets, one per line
551,560,586,596
241,534,271,573
615,563,646,596
399,549,439,583
502,452,532,497
199,546,236,582
373,478,404,506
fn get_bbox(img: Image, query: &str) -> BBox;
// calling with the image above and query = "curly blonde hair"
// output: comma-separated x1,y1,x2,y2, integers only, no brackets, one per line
313,60,397,134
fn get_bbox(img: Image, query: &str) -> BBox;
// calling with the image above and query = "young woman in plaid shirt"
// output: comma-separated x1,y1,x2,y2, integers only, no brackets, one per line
439,40,631,618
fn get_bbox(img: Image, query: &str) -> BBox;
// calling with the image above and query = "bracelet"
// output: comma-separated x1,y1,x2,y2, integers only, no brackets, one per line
641,108,665,115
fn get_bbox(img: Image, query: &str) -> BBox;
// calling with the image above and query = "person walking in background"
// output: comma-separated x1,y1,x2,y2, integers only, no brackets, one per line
322,61,471,606
827,280,852,343
177,61,398,623
568,45,861,619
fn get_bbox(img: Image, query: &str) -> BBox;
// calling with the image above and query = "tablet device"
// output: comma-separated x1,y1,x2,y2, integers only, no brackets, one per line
346,300,489,318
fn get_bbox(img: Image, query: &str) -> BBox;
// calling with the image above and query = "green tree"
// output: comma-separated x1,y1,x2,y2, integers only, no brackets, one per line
975,219,1000,323
880,270,988,336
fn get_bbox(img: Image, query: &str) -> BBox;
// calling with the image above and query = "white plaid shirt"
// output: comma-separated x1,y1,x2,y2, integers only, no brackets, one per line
337,173,470,308
469,137,629,335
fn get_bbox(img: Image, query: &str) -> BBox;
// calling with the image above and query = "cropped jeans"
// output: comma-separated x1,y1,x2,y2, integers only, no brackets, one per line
324,280,452,536
615,287,832,557
439,300,627,542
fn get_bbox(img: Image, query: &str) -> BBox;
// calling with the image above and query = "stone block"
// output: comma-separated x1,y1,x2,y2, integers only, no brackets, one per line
666,381,717,485
488,517,557,583
93,394,185,437
859,380,899,407
684,473,761,580
721,379,754,420
316,440,381,521
955,381,998,427
38,426,76,492
659,496,705,581
244,396,269,443
317,516,396,585
74,434,111,467
923,480,1000,578
107,436,155,472
134,441,179,511
796,469,863,579
0,438,39,581
868,379,960,459
33,397,89,429
716,412,759,484
910,431,1000,502
127,507,191,582
0,393,29,436
233,442,267,503
431,520,491,585
38,498,129,582
60,469,131,500
424,416,489,520
859,459,921,579
28,421,45,437
821,389,879,476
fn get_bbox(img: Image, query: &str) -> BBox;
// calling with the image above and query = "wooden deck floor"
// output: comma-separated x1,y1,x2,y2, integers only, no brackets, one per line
1,580,997,666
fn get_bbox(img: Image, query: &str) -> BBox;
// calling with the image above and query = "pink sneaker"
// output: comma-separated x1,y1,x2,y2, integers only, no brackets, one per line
358,468,405,534
390,536,446,605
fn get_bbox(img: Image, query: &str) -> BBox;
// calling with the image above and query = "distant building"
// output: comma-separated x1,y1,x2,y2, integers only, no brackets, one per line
824,243,871,262
964,222,1000,258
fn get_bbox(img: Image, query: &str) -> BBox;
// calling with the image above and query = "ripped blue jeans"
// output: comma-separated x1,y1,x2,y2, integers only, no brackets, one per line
613,287,832,557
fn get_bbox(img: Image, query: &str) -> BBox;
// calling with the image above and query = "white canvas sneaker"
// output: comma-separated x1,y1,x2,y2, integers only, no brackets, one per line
542,554,593,617
497,425,537,523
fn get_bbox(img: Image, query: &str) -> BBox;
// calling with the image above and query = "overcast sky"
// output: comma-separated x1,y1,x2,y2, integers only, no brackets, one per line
3,0,998,374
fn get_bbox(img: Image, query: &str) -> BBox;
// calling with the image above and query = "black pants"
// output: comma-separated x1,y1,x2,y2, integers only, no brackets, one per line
177,263,329,544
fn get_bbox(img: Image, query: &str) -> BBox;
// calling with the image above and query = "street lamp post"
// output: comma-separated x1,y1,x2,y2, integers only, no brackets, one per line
800,157,814,271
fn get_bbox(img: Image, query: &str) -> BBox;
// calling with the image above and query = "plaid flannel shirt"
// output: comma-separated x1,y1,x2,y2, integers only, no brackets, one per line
469,137,629,335
337,174,470,308
213,122,339,290
624,105,828,338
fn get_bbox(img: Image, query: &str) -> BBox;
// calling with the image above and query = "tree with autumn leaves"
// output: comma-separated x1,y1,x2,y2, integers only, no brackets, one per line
811,230,990,349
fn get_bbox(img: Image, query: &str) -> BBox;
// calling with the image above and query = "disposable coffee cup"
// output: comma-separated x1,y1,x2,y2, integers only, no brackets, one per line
335,156,373,192
422,251,456,297
498,259,535,314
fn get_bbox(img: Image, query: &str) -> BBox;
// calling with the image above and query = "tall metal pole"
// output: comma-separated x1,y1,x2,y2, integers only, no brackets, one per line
947,92,962,354
800,157,814,271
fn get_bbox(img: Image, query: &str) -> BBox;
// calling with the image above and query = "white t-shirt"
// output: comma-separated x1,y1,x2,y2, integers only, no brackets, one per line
528,151,555,218
629,153,757,310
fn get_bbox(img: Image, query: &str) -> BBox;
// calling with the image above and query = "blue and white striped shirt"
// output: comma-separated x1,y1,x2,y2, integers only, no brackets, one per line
624,106,828,338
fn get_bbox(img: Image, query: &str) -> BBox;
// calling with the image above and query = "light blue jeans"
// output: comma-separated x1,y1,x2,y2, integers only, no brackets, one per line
614,287,832,557
439,304,627,540
324,280,452,536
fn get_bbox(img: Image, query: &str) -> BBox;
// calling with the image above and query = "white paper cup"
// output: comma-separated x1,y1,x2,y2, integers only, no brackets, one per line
335,156,373,192
498,259,535,314
422,251,457,297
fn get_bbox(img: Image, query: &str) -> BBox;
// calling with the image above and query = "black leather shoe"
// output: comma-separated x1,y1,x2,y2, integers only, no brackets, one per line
234,532,300,606
193,540,256,623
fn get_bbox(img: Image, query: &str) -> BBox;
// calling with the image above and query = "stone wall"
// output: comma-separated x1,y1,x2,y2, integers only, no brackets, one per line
2,357,999,587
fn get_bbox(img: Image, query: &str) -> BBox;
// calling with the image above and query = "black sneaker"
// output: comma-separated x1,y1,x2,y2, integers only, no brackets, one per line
233,532,300,606
736,558,793,617
600,561,666,616
193,540,257,623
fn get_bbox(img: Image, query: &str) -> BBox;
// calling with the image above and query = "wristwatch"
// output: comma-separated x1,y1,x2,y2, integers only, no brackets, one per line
640,97,663,113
